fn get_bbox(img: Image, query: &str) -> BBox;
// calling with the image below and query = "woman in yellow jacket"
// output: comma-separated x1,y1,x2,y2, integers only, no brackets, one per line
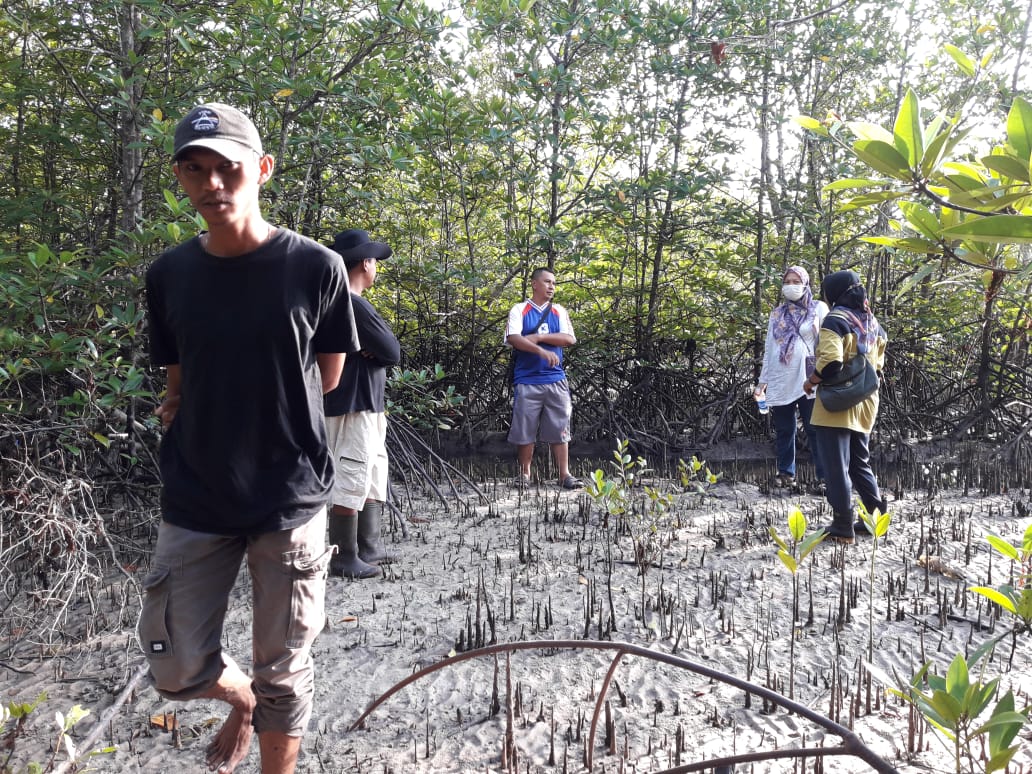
803,270,888,544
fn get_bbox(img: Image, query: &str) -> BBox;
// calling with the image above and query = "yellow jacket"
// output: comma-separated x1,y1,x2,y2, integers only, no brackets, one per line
811,319,887,433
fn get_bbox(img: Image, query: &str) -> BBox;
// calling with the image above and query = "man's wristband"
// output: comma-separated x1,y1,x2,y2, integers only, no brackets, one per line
808,376,820,385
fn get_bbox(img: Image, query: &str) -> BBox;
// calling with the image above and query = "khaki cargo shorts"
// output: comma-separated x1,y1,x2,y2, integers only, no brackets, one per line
138,509,331,735
325,410,388,509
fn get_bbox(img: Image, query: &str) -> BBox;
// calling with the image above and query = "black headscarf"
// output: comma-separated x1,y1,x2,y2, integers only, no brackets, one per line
821,270,866,310
822,269,879,351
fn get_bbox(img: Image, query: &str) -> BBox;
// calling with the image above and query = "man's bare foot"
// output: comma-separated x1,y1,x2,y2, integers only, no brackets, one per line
205,706,253,773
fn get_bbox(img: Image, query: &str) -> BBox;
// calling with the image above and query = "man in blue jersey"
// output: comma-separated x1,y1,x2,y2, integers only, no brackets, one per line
504,267,582,489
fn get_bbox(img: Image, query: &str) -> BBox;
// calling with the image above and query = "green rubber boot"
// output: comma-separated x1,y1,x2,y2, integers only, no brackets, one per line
357,501,399,565
328,513,380,579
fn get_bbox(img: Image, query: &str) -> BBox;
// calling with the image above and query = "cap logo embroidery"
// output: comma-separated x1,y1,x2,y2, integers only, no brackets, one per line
190,109,220,134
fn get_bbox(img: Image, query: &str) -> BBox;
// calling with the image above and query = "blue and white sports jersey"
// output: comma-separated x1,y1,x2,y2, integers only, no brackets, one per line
504,300,575,385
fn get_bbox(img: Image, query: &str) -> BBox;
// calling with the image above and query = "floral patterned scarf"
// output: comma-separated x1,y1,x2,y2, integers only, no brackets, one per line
771,265,818,365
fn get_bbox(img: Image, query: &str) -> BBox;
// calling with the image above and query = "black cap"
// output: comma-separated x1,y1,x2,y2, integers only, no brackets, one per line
327,229,392,267
173,103,263,162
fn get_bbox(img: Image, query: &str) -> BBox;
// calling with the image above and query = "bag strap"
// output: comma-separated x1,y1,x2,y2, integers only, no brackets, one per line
528,301,553,333
784,304,819,355
828,309,868,354
793,313,817,356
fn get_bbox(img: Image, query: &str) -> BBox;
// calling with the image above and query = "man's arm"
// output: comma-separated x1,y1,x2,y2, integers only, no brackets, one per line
154,364,182,430
355,303,401,365
317,353,346,393
506,334,560,367
525,332,575,348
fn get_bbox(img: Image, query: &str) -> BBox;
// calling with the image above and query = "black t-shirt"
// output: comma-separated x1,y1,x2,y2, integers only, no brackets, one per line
146,229,359,535
324,293,401,416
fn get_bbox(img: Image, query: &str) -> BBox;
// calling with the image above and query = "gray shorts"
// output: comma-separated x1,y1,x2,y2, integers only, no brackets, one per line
507,380,573,445
325,411,388,510
138,509,332,735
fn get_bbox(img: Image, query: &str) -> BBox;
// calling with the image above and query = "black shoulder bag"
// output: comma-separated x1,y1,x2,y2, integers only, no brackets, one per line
817,310,879,412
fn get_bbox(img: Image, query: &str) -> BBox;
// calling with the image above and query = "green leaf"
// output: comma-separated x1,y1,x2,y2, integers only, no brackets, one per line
776,549,797,574
798,530,827,562
860,236,940,253
976,710,1029,737
793,115,829,137
894,88,924,166
821,178,886,191
986,692,1027,752
966,679,1000,719
939,126,975,166
944,44,976,76
986,746,1020,774
911,661,933,689
768,527,789,552
787,507,806,542
982,153,1031,183
1006,96,1032,161
852,140,913,179
943,160,989,180
968,637,999,669
940,174,990,199
969,586,1017,613
970,710,1027,747
941,187,1028,213
899,201,941,240
941,215,1032,243
173,32,193,55
846,122,896,144
838,191,906,211
986,534,1020,561
874,511,891,537
162,189,180,211
945,654,969,700
922,690,962,730
1014,588,1032,621
921,125,954,177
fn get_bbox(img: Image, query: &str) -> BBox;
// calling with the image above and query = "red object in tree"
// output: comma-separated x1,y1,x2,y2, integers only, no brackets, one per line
711,41,727,65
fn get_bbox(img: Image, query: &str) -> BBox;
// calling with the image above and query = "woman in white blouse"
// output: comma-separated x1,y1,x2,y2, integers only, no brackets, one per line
755,266,828,491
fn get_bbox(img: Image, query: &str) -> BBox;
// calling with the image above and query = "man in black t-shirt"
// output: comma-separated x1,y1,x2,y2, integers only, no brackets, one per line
141,103,358,774
323,229,402,579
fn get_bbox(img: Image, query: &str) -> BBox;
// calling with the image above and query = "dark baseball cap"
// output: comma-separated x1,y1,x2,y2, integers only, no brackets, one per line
173,103,263,162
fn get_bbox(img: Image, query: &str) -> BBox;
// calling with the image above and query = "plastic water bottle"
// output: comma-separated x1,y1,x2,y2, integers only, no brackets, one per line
755,389,769,415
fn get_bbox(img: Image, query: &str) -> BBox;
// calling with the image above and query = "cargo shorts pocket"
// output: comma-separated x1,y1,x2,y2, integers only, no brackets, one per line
139,566,174,659
336,454,367,490
283,548,333,650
